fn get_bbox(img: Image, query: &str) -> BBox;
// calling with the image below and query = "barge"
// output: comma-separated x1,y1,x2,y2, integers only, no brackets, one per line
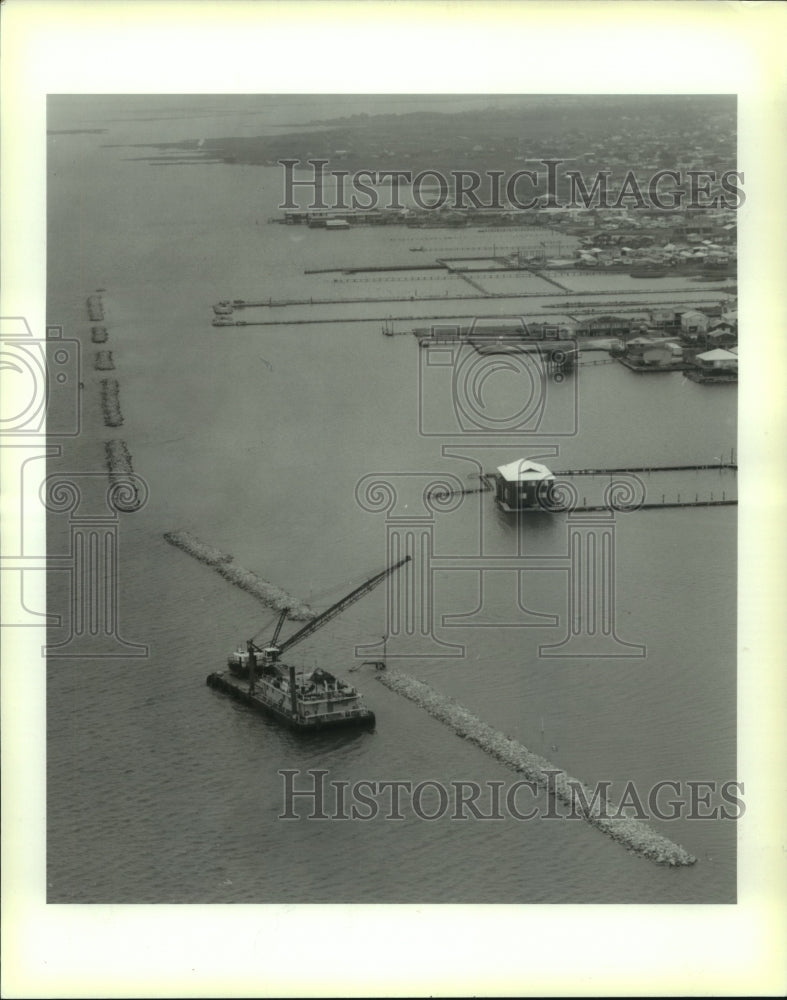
207,555,410,730
207,657,375,730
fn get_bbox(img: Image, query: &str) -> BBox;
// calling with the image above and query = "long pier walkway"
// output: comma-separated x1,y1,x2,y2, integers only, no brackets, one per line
429,463,738,512
453,271,495,295
528,268,572,292
218,286,727,312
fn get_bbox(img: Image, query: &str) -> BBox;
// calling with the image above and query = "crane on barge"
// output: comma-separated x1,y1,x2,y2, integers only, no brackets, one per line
246,554,411,683
209,555,411,730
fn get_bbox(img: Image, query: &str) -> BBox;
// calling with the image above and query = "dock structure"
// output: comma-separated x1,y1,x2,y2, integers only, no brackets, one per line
422,461,737,512
494,459,556,511
210,289,731,330
487,459,737,514
527,268,572,292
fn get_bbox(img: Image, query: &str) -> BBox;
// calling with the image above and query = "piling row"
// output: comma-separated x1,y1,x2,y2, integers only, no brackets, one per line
100,378,124,427
528,269,572,292
216,287,725,313
163,529,316,620
377,670,697,867
454,272,494,296
550,463,737,475
427,484,492,500
87,294,104,322
543,294,733,310
94,350,115,371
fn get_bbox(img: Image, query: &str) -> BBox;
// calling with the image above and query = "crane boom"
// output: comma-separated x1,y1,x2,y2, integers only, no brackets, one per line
269,609,288,646
251,555,410,657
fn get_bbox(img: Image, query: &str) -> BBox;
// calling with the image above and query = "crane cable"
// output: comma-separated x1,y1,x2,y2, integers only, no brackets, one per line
249,562,399,647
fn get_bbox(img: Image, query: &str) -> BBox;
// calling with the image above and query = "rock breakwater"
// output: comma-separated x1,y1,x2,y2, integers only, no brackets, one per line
100,378,124,426
377,670,697,867
94,350,115,371
104,440,144,510
163,529,315,620
87,294,104,322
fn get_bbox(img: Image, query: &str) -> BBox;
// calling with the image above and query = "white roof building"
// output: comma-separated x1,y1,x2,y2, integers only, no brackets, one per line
695,348,738,369
496,459,555,483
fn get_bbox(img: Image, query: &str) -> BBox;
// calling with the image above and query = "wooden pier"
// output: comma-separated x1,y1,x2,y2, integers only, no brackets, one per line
426,464,737,513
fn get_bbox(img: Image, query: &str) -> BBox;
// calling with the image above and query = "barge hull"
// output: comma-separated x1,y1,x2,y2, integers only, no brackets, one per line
206,672,375,731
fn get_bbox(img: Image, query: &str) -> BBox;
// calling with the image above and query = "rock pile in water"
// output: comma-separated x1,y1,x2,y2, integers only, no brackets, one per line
103,440,142,510
95,350,115,371
100,378,124,426
163,529,315,620
105,439,133,478
377,670,697,867
87,294,104,322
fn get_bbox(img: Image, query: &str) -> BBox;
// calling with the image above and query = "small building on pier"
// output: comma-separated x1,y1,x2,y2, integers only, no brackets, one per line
494,459,555,512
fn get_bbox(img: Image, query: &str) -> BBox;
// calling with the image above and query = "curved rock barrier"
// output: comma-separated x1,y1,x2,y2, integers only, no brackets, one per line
94,350,115,371
91,325,108,343
377,670,697,867
163,529,315,620
87,294,104,322
100,378,124,426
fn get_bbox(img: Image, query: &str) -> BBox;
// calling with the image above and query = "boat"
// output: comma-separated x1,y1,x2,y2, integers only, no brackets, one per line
208,658,377,729
206,555,410,730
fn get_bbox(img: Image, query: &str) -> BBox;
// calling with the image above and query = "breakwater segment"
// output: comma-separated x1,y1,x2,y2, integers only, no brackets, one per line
103,440,145,511
87,294,104,322
163,529,315,620
377,670,697,867
95,350,115,371
100,378,124,426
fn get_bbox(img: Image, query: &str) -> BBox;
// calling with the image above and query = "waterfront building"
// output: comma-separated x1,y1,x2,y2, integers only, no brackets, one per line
680,309,710,335
693,348,738,372
494,459,555,512
576,314,632,338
